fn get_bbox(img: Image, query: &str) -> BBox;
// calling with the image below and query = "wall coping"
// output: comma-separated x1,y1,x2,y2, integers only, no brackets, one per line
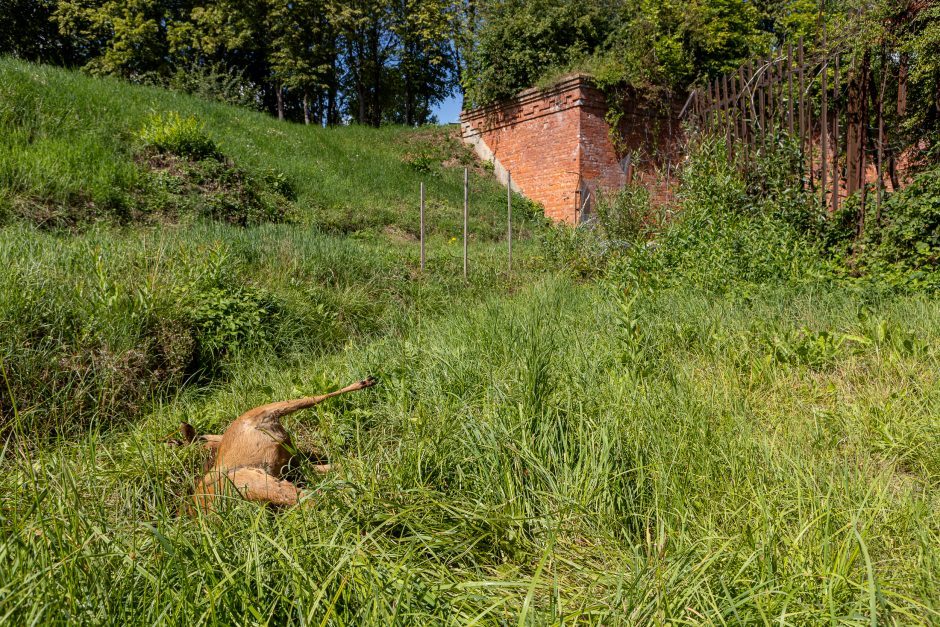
460,73,600,129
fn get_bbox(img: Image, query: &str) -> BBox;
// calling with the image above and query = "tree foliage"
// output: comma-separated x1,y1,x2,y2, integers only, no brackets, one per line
3,0,459,126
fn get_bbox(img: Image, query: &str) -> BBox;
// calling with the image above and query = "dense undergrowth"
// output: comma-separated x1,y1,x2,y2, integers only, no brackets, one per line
1,61,938,624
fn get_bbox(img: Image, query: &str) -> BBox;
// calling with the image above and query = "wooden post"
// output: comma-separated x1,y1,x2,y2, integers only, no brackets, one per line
507,171,512,273
787,42,795,136
463,167,468,280
419,182,425,272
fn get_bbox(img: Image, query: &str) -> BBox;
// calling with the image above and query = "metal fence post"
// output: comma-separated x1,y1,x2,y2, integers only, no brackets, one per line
419,182,425,272
507,171,512,274
463,167,468,281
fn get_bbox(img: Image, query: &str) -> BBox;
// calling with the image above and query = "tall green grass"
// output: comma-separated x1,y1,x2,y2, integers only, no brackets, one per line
2,279,938,623
1,59,938,624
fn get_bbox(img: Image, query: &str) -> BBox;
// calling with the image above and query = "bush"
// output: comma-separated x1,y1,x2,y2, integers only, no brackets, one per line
594,184,653,243
611,136,828,291
164,62,262,110
138,112,219,160
871,165,940,267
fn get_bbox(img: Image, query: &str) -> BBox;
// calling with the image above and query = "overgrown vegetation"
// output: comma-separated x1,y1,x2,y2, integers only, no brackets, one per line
1,58,938,624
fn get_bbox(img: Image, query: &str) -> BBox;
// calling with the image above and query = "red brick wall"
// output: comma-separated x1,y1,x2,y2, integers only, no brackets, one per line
461,75,682,223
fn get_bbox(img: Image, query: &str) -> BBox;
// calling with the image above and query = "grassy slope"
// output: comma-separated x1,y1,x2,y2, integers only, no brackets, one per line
1,60,939,624
0,57,524,236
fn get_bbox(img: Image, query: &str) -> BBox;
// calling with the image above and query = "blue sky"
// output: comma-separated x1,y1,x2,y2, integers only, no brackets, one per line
432,91,463,124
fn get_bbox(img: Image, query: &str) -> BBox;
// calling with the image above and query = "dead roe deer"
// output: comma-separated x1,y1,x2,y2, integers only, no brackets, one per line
175,376,377,512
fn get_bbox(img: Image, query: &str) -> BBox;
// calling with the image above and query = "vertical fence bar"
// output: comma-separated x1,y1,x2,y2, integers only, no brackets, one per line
807,58,814,190
876,68,885,223
798,37,806,171
758,60,766,149
821,51,829,208
463,167,468,280
721,74,734,165
419,182,425,272
832,54,839,215
507,171,512,273
787,42,795,136
768,53,776,130
738,66,750,167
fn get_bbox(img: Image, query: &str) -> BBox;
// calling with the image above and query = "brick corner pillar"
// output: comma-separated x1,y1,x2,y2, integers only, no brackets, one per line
460,75,627,224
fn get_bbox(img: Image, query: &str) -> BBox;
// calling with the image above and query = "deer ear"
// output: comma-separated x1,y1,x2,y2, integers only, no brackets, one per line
180,422,197,443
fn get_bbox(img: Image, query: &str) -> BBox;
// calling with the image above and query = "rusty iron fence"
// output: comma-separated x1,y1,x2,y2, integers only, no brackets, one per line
680,32,907,228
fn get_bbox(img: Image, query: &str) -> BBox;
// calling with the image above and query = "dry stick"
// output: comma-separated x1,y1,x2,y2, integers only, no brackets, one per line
507,171,512,273
788,43,795,136
419,182,425,272
463,167,468,280
832,54,840,215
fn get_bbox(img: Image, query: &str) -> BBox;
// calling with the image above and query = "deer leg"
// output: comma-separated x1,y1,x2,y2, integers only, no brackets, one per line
192,468,309,512
244,376,378,422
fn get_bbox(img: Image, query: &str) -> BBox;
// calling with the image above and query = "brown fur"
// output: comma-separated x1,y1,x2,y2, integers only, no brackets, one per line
177,376,377,512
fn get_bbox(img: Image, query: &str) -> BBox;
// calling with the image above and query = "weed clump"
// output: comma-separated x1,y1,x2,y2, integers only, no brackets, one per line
138,111,220,160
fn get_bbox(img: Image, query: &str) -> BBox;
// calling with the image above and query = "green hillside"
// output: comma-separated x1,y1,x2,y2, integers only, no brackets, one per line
0,57,528,235
1,60,939,624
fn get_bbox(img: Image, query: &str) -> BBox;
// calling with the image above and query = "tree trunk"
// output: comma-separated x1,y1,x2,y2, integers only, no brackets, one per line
276,85,285,121
303,89,310,125
369,25,381,127
405,71,414,126
351,38,366,124
327,52,338,126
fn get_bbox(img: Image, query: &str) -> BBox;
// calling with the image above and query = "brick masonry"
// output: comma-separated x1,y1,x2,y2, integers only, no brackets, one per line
461,74,683,223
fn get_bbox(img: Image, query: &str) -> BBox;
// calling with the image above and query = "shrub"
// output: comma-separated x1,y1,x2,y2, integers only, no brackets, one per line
138,112,219,160
594,184,653,243
164,62,262,110
871,165,940,267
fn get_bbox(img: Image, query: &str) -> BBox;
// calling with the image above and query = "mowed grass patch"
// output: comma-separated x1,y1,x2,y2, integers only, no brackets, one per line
2,279,938,623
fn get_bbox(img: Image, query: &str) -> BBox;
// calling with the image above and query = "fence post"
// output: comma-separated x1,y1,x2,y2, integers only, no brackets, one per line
419,182,425,272
463,167,468,281
507,171,512,274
